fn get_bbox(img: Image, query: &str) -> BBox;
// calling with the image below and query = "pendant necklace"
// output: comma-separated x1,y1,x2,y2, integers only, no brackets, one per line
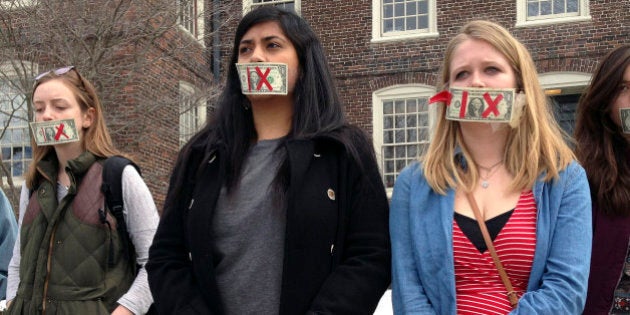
476,160,503,189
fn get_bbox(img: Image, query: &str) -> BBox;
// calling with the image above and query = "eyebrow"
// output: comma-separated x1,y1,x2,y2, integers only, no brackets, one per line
240,35,285,45
33,98,70,105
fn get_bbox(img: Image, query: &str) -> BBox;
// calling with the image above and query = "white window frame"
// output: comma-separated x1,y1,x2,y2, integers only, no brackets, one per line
0,0,37,10
0,61,37,186
539,72,591,140
373,84,436,196
538,71,591,93
516,0,590,27
177,0,205,43
179,82,207,147
371,0,438,43
242,0,301,14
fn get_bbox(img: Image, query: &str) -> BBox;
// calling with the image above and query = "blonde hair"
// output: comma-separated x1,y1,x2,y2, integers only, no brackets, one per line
423,20,574,194
26,68,127,189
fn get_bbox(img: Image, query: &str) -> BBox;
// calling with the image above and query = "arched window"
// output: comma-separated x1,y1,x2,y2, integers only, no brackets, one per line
373,84,436,194
539,71,591,140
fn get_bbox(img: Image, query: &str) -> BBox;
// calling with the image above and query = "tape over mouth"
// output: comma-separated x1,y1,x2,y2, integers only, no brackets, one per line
30,118,80,146
236,62,289,95
429,87,526,128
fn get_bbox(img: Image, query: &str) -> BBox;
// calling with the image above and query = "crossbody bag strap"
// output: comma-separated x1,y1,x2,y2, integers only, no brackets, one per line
465,191,520,308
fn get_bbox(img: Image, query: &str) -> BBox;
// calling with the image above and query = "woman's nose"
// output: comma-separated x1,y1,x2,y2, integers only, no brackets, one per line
40,107,54,121
470,71,486,88
249,46,266,62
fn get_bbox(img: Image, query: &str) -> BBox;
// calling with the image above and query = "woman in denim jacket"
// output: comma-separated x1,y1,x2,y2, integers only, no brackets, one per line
390,20,592,314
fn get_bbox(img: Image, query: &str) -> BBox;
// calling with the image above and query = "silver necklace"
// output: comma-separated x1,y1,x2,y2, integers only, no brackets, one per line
476,160,503,189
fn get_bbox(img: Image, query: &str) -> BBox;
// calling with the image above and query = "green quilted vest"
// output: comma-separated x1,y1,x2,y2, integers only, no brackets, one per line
8,152,135,315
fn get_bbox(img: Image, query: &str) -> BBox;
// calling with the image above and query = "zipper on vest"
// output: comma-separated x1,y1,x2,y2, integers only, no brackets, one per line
98,208,115,267
42,226,59,315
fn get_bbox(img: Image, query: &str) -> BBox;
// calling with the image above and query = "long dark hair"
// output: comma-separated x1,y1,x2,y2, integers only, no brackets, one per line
188,6,364,191
574,44,630,216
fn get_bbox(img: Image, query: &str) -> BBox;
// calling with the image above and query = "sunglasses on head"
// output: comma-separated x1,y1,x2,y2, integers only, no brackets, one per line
34,66,76,82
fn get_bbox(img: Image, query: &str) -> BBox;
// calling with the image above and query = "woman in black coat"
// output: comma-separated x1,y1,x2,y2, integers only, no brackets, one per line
146,6,391,315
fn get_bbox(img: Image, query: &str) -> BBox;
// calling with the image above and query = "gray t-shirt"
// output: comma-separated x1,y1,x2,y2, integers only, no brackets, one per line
212,138,287,315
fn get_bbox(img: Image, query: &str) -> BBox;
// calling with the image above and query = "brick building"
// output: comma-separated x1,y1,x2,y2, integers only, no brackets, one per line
2,0,627,209
0,0,213,207
221,0,628,195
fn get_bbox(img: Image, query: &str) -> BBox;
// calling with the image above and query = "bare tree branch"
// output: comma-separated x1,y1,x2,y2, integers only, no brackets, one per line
0,0,241,206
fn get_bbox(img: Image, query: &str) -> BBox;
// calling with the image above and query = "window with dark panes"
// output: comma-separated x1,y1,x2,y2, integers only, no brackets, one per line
0,79,31,179
527,0,580,20
380,97,429,188
382,0,429,34
549,94,580,145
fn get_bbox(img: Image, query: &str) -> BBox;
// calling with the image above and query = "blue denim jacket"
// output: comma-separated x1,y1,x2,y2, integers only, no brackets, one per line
0,189,18,300
390,161,592,315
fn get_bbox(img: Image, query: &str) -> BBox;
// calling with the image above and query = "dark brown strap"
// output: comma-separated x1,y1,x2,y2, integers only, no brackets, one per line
465,191,519,308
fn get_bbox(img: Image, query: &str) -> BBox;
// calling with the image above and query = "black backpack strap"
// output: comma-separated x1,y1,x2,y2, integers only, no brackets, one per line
101,156,140,267
100,156,158,314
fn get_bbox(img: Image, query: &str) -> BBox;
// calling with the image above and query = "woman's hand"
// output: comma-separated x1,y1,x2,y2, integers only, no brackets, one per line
0,299,10,312
111,305,134,315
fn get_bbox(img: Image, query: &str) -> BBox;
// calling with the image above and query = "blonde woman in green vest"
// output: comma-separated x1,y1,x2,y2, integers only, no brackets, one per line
4,67,158,315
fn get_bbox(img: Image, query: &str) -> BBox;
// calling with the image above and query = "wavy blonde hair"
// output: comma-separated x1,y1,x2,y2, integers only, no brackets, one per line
26,67,127,189
422,20,574,194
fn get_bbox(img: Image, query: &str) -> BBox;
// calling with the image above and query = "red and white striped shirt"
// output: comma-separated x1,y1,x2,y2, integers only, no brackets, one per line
453,190,537,315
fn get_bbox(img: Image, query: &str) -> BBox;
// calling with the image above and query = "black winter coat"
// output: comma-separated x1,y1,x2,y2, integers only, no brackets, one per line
147,130,391,315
